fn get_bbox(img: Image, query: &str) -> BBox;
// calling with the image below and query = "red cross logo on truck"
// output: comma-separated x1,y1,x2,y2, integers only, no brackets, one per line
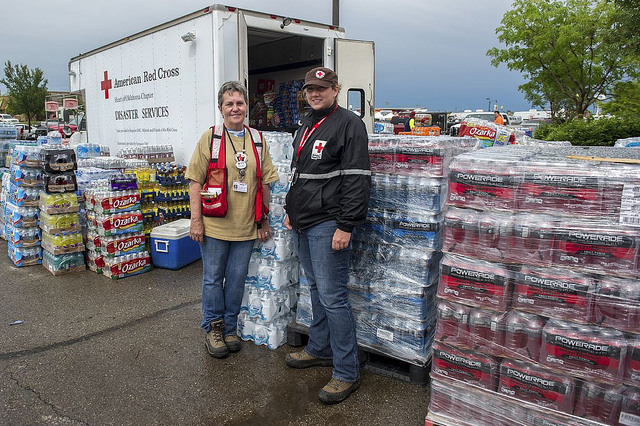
101,71,112,99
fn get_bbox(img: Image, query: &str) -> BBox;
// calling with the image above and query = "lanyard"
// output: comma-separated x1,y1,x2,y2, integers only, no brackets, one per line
225,126,246,155
297,105,338,158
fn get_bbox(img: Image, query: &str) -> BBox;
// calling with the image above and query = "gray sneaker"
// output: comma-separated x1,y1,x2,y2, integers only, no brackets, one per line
224,334,242,353
205,320,229,359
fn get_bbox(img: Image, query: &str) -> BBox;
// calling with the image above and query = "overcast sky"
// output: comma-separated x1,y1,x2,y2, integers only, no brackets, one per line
2,0,531,113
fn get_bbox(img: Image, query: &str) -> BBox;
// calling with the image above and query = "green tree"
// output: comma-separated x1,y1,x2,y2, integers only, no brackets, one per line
602,79,640,119
488,0,635,120
614,0,640,55
1,61,48,126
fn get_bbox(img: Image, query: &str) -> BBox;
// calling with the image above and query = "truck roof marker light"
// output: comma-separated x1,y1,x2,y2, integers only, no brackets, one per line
270,15,277,19
294,19,301,24
227,7,236,12
203,7,209,13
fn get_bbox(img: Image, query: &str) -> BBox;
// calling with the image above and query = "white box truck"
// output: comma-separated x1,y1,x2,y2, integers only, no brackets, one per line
68,4,375,164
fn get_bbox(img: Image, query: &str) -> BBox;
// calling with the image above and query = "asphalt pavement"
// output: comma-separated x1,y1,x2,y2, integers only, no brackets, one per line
1,240,430,425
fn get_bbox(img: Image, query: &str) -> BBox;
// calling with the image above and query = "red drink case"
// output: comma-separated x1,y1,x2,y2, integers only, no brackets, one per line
499,358,577,414
513,266,595,323
395,143,446,177
468,307,506,357
575,381,624,424
432,341,499,391
541,319,627,384
438,254,513,311
504,309,545,362
448,162,519,211
625,335,640,387
518,168,605,217
442,207,478,258
592,277,640,334
434,299,470,348
554,223,638,276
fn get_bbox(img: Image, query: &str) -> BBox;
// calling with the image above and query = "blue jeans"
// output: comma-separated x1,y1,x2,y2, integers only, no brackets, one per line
200,236,255,336
292,220,360,383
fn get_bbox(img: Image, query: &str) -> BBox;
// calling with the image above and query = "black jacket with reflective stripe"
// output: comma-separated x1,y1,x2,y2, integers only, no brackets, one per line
285,104,371,232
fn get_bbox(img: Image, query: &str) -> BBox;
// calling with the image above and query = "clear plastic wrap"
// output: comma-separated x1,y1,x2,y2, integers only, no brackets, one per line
102,252,151,279
541,319,627,384
368,134,477,177
447,145,640,225
42,251,86,275
438,253,514,312
86,232,146,257
513,265,595,323
432,341,499,390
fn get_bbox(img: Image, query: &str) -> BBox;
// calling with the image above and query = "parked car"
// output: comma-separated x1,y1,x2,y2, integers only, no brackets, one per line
15,124,35,140
34,119,78,138
0,113,19,124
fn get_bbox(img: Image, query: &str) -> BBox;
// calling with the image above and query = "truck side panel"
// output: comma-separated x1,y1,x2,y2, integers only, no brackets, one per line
69,14,217,164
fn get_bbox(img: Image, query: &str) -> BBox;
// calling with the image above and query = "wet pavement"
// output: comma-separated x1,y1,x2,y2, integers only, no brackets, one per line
1,241,430,425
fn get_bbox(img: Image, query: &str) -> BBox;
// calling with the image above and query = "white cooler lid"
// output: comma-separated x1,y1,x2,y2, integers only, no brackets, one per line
150,219,192,239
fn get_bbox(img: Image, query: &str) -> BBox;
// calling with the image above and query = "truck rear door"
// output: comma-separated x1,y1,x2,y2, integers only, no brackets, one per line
335,39,375,133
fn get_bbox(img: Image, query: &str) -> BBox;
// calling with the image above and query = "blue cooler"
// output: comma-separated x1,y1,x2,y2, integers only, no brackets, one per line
150,219,201,269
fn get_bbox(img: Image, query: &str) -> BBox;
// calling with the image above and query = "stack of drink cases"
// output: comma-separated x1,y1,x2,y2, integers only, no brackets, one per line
39,146,86,274
5,144,43,267
238,132,300,349
429,146,640,425
84,173,151,279
348,135,477,365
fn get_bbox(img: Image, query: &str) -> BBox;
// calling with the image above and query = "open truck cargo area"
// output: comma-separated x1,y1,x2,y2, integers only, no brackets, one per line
68,4,374,165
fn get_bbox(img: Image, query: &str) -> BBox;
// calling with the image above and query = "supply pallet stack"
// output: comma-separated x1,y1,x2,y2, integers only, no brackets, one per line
427,146,640,426
5,144,42,267
39,146,86,275
295,134,477,384
84,174,151,279
238,132,300,349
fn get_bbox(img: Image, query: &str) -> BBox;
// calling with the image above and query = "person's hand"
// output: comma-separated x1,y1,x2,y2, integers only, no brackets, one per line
332,228,351,251
284,214,292,231
190,217,204,243
258,222,273,242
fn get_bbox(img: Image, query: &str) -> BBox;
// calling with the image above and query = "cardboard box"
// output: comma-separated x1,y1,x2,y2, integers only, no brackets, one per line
150,219,201,270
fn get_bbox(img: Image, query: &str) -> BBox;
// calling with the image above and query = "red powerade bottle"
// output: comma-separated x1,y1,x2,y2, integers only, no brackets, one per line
575,381,624,424
510,213,556,266
592,277,640,334
504,309,545,362
442,207,478,258
434,299,470,348
468,307,506,357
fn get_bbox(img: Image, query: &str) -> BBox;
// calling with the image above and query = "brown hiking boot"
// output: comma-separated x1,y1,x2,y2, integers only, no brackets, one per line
318,378,361,404
224,334,242,353
205,320,228,359
285,348,333,369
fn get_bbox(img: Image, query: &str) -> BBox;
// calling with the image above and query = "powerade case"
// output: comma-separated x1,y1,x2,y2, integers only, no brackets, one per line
150,219,201,269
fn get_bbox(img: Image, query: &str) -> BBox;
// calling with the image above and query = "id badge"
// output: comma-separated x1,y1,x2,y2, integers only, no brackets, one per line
289,167,296,183
232,181,248,193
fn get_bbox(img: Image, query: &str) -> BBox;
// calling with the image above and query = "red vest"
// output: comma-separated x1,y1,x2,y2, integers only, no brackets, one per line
208,125,267,223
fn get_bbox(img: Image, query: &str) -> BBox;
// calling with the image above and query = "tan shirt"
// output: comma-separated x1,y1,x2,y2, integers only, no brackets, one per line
186,127,279,241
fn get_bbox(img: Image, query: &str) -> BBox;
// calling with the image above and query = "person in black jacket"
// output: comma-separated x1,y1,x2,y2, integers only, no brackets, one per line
283,67,371,404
